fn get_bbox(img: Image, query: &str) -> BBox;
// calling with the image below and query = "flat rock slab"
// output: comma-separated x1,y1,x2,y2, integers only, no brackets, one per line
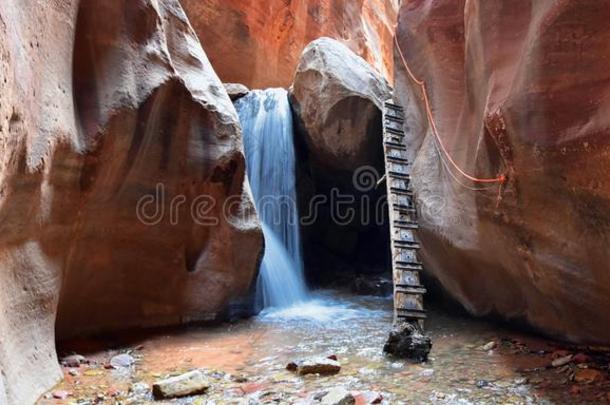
287,357,341,376
321,387,355,405
152,370,210,399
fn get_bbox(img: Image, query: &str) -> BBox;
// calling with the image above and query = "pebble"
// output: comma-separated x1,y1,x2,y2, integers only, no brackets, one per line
61,354,86,367
480,341,497,351
552,355,573,367
418,368,434,378
475,379,490,388
574,368,604,384
128,381,151,398
109,353,135,368
52,390,70,399
572,353,590,364
514,376,528,385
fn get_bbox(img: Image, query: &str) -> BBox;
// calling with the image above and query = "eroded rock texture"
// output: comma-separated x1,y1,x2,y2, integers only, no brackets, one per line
291,38,391,173
290,38,391,285
0,1,262,403
180,0,400,88
395,0,610,343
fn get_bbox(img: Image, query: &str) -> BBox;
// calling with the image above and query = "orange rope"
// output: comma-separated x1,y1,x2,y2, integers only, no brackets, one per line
394,37,507,185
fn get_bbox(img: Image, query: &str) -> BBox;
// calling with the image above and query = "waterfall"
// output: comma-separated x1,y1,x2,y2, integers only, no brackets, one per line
235,88,308,308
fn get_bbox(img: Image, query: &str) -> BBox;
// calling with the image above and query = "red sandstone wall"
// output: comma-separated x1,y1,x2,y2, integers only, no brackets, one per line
181,0,399,88
395,0,610,343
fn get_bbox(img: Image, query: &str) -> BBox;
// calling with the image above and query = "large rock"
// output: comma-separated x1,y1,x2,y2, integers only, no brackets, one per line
180,0,399,88
0,0,262,403
58,0,263,336
0,2,80,403
394,0,610,343
383,322,432,362
290,38,391,173
289,38,392,285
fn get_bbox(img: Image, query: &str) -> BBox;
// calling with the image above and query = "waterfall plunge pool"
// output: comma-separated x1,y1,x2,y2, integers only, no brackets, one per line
47,291,597,404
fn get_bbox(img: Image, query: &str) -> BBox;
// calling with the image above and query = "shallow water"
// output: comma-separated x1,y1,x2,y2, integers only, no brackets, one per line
44,291,610,404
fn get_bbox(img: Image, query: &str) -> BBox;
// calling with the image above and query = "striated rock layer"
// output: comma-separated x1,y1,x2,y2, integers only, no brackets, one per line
0,0,262,403
395,0,610,343
181,0,400,88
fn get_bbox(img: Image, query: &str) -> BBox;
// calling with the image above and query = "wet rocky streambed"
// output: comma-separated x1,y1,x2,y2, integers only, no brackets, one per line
41,291,609,404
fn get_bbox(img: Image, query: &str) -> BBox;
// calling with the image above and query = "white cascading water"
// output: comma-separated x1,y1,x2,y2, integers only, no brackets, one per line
235,88,309,308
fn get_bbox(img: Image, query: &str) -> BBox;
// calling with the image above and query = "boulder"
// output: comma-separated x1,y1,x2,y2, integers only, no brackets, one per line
290,37,391,173
55,0,263,336
152,370,210,399
289,38,392,286
0,0,262,402
383,322,432,362
224,83,249,101
180,0,398,88
394,0,610,343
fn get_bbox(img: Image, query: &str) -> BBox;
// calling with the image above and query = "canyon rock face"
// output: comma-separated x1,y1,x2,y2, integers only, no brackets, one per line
0,0,262,403
290,38,391,284
180,0,399,88
290,38,391,173
395,0,610,343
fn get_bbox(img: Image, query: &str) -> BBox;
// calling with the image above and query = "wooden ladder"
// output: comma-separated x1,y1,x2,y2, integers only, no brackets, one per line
382,100,427,329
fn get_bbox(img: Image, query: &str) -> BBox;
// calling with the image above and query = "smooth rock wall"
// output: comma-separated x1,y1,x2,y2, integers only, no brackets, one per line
395,0,610,343
0,1,262,403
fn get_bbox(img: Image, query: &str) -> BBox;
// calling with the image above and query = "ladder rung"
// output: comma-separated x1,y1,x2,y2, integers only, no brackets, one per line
394,221,418,229
385,102,404,111
387,156,410,164
398,307,426,313
388,170,410,178
396,286,427,295
385,127,405,136
396,283,426,290
395,246,421,252
390,187,413,196
393,206,417,214
396,260,424,267
393,205,415,212
396,266,423,273
384,141,406,150
385,115,405,123
396,309,427,320
394,240,420,249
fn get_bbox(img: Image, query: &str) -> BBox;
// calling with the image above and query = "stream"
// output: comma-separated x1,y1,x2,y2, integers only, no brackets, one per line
43,290,609,404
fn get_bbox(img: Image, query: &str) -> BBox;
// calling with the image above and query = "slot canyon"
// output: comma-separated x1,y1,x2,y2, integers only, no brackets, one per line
0,1,609,404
